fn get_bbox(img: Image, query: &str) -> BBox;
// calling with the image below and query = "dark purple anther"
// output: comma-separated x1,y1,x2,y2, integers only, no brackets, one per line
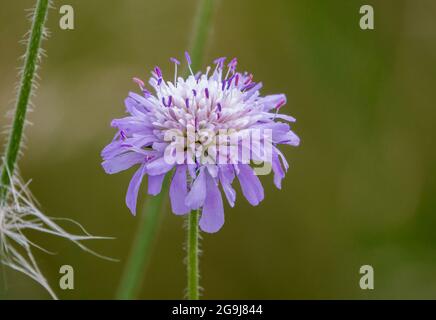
154,66,162,78
227,75,235,89
235,74,239,87
170,57,180,65
205,88,209,99
214,57,226,66
185,98,190,108
221,80,226,91
243,82,257,91
185,51,192,65
192,89,197,96
162,96,172,107
157,78,163,86
120,130,127,140
217,103,222,112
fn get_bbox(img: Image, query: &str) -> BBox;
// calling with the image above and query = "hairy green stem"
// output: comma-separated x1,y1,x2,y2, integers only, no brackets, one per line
0,0,50,201
187,210,200,300
115,0,215,299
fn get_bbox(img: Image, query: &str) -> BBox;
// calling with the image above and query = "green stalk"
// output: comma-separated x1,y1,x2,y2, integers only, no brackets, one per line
187,209,200,300
188,0,215,72
116,181,168,299
0,0,50,201
116,0,216,299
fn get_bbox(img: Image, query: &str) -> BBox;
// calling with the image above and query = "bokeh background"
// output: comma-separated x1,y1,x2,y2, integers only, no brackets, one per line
1,0,436,299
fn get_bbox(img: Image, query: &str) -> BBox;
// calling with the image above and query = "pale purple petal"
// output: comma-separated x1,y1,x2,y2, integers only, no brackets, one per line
102,152,144,174
199,172,224,233
237,164,264,206
126,164,146,215
219,165,236,207
146,157,174,175
148,174,165,195
272,151,285,189
185,167,207,210
170,166,190,215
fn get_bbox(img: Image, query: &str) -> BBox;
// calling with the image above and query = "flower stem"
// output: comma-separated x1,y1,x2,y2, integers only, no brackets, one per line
187,209,200,300
115,0,215,300
188,0,215,72
0,0,50,202
116,181,168,299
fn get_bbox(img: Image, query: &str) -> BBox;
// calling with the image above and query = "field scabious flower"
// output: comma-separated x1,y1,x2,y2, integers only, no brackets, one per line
102,53,299,233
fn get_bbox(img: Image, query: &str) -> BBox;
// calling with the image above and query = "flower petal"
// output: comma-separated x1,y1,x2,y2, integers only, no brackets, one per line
219,165,236,207
125,164,146,215
185,167,207,210
170,166,190,215
199,172,225,233
146,157,174,175
148,174,165,195
237,164,264,206
272,151,285,189
102,152,144,174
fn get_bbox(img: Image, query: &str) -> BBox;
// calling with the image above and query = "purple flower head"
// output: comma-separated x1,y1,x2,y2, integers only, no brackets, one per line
101,54,299,233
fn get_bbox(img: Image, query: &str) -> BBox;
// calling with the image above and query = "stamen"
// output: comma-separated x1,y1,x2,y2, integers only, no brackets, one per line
243,82,257,91
185,51,192,65
276,99,286,110
132,77,145,88
217,102,222,112
227,74,235,89
170,57,180,65
205,88,209,99
154,66,162,79
162,95,173,107
213,57,226,74
205,66,211,77
185,98,190,108
214,57,226,66
185,51,194,75
120,130,127,140
192,89,197,97
244,73,253,85
170,57,180,85
195,72,202,83
235,74,239,87
228,57,237,71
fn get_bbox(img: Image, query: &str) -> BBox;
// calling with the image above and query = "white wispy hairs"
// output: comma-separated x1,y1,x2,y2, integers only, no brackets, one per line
0,170,115,299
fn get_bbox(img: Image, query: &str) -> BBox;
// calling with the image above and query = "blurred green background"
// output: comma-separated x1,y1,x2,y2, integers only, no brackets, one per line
1,0,436,299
